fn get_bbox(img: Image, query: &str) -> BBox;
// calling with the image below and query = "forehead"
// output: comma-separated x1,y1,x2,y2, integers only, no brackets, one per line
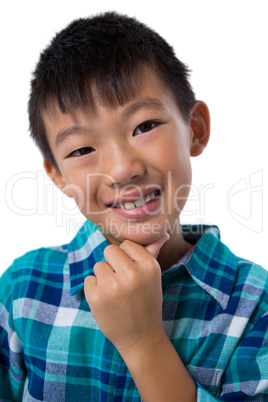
43,66,179,121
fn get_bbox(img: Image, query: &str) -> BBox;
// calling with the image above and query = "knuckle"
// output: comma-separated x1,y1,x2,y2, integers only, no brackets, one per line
144,259,160,276
85,288,99,309
142,254,155,268
89,291,100,306
126,267,138,282
110,278,120,292
126,268,143,290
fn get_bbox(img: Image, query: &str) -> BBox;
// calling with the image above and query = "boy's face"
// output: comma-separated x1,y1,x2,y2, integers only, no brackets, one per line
43,68,209,247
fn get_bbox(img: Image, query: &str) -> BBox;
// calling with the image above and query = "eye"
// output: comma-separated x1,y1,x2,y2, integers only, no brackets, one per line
133,121,159,136
68,147,95,157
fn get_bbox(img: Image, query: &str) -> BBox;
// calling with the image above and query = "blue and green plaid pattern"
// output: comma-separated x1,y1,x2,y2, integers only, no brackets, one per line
1,221,268,401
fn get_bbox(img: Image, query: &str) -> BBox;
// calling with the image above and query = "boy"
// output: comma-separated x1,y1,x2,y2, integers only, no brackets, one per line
0,11,267,401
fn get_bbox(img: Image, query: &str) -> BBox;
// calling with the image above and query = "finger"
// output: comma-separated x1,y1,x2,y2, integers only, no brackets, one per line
84,275,98,308
94,260,115,280
118,240,143,261
119,233,170,262
144,232,170,259
103,244,134,273
84,274,97,289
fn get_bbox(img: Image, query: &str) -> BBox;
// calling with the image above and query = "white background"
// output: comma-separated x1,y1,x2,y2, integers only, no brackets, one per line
1,0,267,274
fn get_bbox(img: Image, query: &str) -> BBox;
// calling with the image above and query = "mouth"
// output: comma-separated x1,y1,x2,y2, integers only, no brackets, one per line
108,189,161,211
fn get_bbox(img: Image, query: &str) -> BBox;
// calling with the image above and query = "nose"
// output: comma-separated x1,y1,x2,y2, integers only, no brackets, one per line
103,143,146,185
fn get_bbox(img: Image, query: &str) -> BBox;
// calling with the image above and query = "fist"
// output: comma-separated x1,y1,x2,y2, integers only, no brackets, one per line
84,234,169,353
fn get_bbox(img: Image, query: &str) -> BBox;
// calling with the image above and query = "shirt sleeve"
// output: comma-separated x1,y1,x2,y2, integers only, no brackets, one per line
0,265,27,400
195,309,268,401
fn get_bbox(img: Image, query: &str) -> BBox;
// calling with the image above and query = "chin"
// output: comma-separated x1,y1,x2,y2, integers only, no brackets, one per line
117,228,166,246
101,217,172,246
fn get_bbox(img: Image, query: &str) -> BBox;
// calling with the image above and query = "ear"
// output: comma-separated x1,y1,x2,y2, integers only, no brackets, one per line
43,159,73,198
189,101,210,157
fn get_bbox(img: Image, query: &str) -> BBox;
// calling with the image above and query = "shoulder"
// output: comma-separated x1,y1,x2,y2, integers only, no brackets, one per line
0,244,68,302
219,242,268,320
206,227,268,295
9,243,68,274
236,256,268,283
208,235,268,337
12,243,68,268
235,256,268,306
216,232,268,303
193,226,268,313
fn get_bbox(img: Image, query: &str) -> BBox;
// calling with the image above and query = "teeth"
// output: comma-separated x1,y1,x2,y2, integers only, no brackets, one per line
122,190,158,210
150,191,157,201
135,198,146,207
124,202,136,210
145,194,151,202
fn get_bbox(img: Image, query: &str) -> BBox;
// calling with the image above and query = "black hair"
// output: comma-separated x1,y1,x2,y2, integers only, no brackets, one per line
28,11,196,168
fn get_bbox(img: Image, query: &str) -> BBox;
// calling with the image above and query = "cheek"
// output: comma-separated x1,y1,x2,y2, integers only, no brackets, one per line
155,133,191,168
173,173,192,213
168,154,192,214
68,183,87,212
72,176,106,218
64,173,92,212
163,141,192,183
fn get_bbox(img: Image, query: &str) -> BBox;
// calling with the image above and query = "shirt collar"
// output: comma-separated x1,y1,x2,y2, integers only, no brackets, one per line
68,222,237,309
166,225,237,310
68,220,109,296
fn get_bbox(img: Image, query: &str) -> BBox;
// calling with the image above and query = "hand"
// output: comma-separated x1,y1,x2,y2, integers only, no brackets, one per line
84,234,169,354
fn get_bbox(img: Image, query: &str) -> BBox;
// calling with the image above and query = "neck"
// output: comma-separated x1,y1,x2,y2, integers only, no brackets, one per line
157,228,192,272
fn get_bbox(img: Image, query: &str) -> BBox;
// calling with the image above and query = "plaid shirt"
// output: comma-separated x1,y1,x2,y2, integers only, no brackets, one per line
1,221,268,401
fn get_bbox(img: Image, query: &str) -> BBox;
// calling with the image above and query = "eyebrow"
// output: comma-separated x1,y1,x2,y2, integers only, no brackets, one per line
54,97,166,148
122,97,166,118
55,126,92,149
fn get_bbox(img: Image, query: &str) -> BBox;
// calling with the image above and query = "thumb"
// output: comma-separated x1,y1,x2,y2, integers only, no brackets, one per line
144,233,170,259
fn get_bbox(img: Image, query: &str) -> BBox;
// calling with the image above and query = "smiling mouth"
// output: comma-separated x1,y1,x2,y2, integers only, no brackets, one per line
109,190,160,210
